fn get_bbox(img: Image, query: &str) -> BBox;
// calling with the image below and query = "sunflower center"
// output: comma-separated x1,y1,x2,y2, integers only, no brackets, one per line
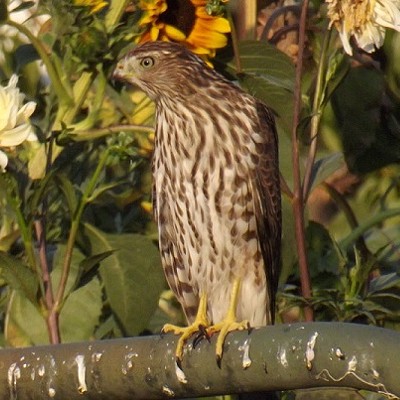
327,0,375,32
159,0,196,36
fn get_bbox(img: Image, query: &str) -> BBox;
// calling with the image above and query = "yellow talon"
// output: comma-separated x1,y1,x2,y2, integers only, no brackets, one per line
163,279,249,368
162,292,209,366
207,278,249,367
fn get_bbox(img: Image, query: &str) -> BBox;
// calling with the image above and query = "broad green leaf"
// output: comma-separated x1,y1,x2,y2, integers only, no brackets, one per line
76,250,115,288
84,223,165,335
0,252,38,305
221,40,295,135
235,41,295,85
5,246,102,346
239,73,294,135
308,152,345,193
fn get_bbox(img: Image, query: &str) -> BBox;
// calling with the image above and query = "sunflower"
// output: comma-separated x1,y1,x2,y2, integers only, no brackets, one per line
326,0,400,55
137,0,231,58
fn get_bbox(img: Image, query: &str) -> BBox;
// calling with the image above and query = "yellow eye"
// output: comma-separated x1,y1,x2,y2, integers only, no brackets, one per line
140,57,155,69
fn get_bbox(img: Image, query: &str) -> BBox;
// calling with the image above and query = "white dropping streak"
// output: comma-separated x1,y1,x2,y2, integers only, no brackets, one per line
306,332,319,370
38,365,45,377
75,355,87,393
92,352,103,363
8,363,21,399
239,338,252,369
335,347,344,359
348,355,357,372
175,363,187,384
162,385,175,397
279,348,288,368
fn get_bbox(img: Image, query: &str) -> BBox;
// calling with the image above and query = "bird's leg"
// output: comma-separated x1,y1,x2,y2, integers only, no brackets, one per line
162,292,209,366
207,278,250,367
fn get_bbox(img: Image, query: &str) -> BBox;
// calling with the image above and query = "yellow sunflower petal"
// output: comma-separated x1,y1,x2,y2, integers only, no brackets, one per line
187,20,228,48
150,25,161,41
139,13,157,25
195,8,231,32
164,24,187,41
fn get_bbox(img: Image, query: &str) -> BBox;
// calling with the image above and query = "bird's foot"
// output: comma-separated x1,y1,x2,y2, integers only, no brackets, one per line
207,318,250,368
162,292,209,367
162,318,209,368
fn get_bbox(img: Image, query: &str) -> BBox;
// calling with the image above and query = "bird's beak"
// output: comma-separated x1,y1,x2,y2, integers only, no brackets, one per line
112,60,127,82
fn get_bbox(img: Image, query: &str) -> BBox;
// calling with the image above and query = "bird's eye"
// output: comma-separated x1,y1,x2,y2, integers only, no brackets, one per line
140,57,155,69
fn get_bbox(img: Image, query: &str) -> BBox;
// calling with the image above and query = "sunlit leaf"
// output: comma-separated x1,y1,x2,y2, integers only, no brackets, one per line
84,223,165,335
5,246,102,346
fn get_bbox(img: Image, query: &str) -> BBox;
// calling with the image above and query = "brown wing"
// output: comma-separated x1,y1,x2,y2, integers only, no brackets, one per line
252,101,282,324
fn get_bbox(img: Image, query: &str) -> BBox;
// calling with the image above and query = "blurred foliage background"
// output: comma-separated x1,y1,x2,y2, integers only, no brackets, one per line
0,1,399,388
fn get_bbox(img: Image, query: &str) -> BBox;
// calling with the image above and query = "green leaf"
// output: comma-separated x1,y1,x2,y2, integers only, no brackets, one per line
308,152,345,192
369,273,400,293
0,252,38,305
84,223,165,335
5,246,102,346
321,52,350,108
76,250,115,288
55,173,78,216
239,73,294,134
220,40,295,135
306,221,341,284
364,225,400,269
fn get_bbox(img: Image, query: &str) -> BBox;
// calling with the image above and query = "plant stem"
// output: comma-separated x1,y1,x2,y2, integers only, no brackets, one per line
105,0,132,31
72,124,155,141
34,220,60,344
4,176,37,270
51,149,111,320
6,20,73,105
227,12,242,74
302,28,332,201
291,0,313,321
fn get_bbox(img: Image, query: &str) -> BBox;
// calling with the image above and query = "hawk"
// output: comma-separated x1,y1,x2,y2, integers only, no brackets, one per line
114,41,281,365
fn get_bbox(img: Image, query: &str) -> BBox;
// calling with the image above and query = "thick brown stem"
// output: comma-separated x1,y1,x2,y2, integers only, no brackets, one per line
34,220,60,344
291,0,313,321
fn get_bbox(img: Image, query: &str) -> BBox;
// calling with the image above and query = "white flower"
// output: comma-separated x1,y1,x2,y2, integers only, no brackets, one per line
0,75,37,171
326,0,400,55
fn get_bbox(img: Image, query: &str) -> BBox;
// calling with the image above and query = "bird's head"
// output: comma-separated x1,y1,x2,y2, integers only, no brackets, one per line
113,41,215,101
